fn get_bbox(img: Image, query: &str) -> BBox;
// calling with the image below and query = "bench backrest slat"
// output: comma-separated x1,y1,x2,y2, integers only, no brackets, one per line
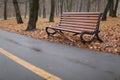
61,17,99,20
60,19,98,24
62,12,101,15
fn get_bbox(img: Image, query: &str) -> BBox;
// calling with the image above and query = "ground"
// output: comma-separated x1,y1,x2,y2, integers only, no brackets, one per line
0,17,120,54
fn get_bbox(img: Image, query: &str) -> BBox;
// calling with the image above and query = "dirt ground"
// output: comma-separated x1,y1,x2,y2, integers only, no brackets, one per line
0,17,120,55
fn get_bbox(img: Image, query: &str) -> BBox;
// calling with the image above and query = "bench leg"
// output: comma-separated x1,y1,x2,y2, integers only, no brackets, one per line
56,30,75,42
59,30,64,34
80,31,103,44
46,28,74,42
46,27,57,37
95,33,103,42
73,33,79,36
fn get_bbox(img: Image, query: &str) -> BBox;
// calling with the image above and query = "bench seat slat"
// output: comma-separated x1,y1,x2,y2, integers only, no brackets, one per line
59,26,95,31
47,26,82,33
59,24,96,29
47,26,94,33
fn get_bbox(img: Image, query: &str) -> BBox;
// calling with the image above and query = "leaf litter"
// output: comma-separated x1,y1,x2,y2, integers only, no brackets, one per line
0,17,119,55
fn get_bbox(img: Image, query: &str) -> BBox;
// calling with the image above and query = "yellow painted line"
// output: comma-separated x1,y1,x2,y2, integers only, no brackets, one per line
0,48,61,80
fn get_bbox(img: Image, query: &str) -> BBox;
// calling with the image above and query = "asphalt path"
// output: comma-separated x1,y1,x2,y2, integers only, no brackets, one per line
0,29,120,80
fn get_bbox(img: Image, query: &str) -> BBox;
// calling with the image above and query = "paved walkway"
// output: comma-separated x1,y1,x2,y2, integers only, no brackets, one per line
0,29,120,80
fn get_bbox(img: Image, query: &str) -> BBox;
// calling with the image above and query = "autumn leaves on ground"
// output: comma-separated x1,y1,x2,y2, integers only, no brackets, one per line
0,17,120,54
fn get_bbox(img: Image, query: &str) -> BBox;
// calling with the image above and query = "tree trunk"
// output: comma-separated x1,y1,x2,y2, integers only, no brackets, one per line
13,0,23,24
112,0,119,17
24,0,28,18
66,0,73,12
87,0,91,12
60,0,64,15
38,0,42,17
75,0,79,12
55,0,59,16
26,0,39,31
107,0,119,17
79,0,83,12
49,0,55,22
109,0,114,17
97,0,101,11
102,0,111,21
43,0,46,18
4,0,7,20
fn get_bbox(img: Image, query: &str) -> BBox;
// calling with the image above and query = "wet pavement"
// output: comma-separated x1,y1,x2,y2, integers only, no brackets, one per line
0,29,120,80
0,53,44,80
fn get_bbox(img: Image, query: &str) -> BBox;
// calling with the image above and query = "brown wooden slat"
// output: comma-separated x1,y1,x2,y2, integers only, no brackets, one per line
62,14,100,16
47,25,95,34
59,26,95,31
61,17,98,20
60,22,97,26
47,26,82,33
56,28,82,33
60,19,98,23
47,25,95,30
61,16,98,19
63,12,101,15
50,27,84,33
50,26,94,33
59,24,96,29
62,14,100,17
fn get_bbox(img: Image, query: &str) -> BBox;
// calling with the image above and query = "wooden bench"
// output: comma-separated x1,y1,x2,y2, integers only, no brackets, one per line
46,12,103,43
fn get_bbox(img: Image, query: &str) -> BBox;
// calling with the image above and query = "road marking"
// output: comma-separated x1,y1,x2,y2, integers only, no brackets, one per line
0,48,61,80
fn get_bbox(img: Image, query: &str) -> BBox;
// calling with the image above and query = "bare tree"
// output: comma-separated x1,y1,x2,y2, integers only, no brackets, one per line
87,0,91,12
13,0,23,24
60,0,64,15
109,0,119,17
97,0,101,11
49,0,55,22
38,0,42,17
4,0,7,20
66,0,73,12
26,0,39,31
102,0,119,20
79,0,83,12
42,0,46,18
113,0,119,17
102,0,112,21
24,0,28,18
